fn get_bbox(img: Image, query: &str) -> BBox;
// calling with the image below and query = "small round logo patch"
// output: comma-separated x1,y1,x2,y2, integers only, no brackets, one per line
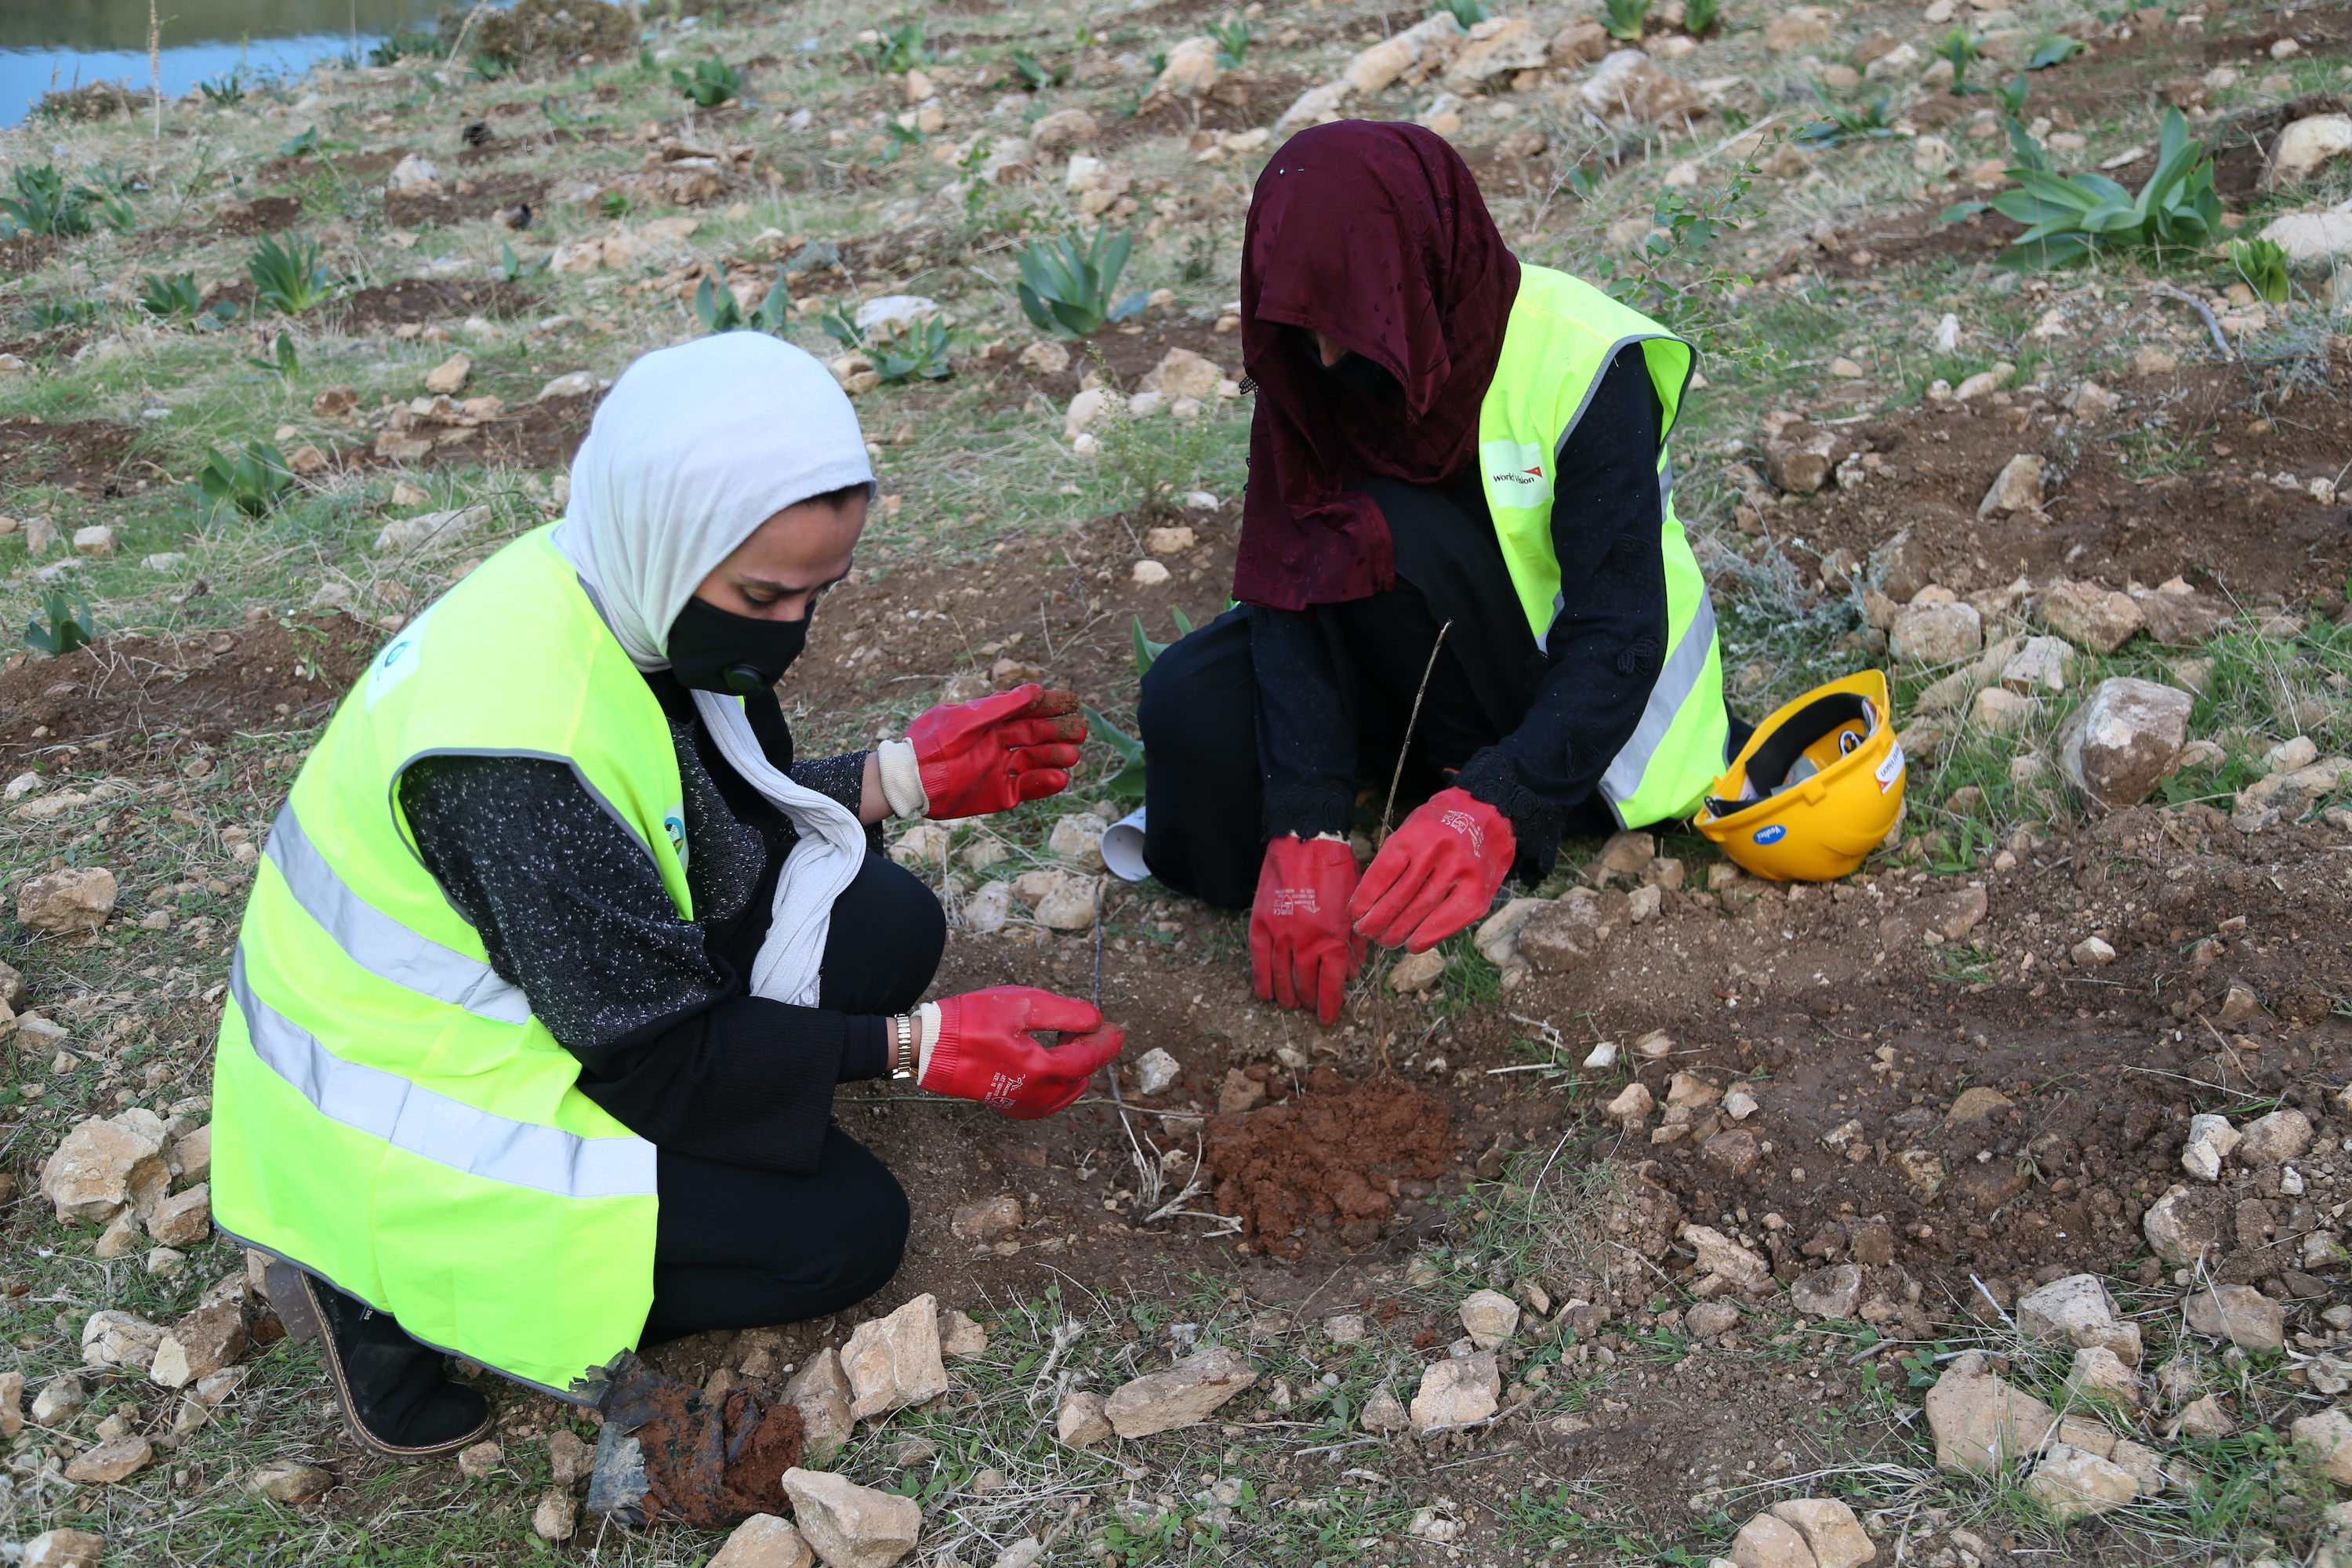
1754,824,1788,845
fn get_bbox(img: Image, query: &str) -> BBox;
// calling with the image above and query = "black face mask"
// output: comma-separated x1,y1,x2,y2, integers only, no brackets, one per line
666,595,809,695
1318,343,1403,402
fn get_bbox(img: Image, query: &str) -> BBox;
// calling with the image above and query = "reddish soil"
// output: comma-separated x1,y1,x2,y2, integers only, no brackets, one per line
344,389,600,474
0,616,377,775
335,278,539,333
1763,357,2352,607
597,1355,805,1530
212,196,303,236
0,415,137,495
383,172,550,229
1206,1071,1457,1256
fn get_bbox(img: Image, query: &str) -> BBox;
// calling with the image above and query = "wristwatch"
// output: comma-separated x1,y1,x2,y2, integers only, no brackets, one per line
889,1014,916,1080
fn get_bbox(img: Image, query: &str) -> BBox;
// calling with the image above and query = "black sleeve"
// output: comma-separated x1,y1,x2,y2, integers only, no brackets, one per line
398,753,872,1174
1247,604,1357,841
791,750,870,816
1454,347,1669,883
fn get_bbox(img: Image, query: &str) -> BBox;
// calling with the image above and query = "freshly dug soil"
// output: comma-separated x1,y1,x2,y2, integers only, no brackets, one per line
336,278,538,333
344,389,599,473
1206,1072,1456,1258
0,615,379,774
383,172,548,229
597,1353,805,1530
0,415,136,495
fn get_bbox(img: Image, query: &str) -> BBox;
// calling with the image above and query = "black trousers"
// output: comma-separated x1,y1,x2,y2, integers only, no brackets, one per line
643,854,938,1340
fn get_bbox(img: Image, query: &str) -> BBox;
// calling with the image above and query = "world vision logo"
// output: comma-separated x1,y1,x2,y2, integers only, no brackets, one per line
1490,462,1544,487
1478,440,1552,503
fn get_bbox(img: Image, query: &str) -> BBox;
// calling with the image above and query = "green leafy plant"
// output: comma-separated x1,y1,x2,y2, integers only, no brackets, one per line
818,303,865,350
1987,74,2030,121
1991,108,2220,266
1017,224,1145,339
246,329,299,377
0,165,93,238
494,241,551,283
1603,0,1652,41
1937,28,1978,93
1683,0,1721,33
599,190,631,220
1084,706,1149,800
694,274,792,335
860,23,930,74
20,299,99,331
2231,236,2292,304
248,232,332,314
1428,0,1491,27
197,70,245,104
1207,15,1256,67
140,271,204,319
872,316,954,382
191,441,296,518
1007,49,1069,90
671,56,742,107
368,29,446,66
2027,34,2083,68
1795,85,1896,147
24,590,94,658
278,126,320,158
876,121,923,163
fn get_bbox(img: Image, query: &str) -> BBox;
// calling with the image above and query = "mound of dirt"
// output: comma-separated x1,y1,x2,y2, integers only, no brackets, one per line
211,196,302,236
0,414,136,494
337,278,537,332
384,172,547,229
1206,1071,1455,1257
0,616,379,775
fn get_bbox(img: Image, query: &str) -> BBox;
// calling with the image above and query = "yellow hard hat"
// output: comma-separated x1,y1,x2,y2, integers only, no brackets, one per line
1693,670,1905,882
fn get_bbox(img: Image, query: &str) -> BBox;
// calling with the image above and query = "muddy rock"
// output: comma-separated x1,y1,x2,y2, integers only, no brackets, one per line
1457,1290,1520,1349
2027,1443,2138,1519
458,1439,503,1478
2240,1109,2314,1165
2037,580,2144,654
1768,1498,1875,1568
147,1182,212,1247
2067,1345,2140,1405
1889,601,1982,665
1727,1514,1815,1568
1359,1383,1411,1432
842,1294,949,1421
1976,454,2045,517
249,1458,334,1503
0,1369,19,1439
711,1515,817,1568
2015,1274,2118,1341
151,1301,249,1388
1762,426,1842,495
31,1374,85,1425
2144,1185,2229,1265
1410,1351,1500,1432
1606,1082,1654,1123
1056,1391,1112,1449
1791,1265,1864,1319
2294,1409,2352,1486
785,1348,855,1461
949,1196,1022,1241
1105,1345,1256,1438
21,1532,105,1568
1703,1130,1761,1176
1029,108,1098,151
2055,677,2194,811
1518,890,1624,970
2132,583,2229,645
41,1112,170,1224
2269,113,2352,183
782,1468,922,1568
1684,1301,1742,1339
550,1428,592,1489
940,1309,988,1359
1218,1068,1267,1114
1577,49,1706,125
1683,1225,1770,1291
17,866,118,932
2184,1284,2285,1351
82,1309,166,1370
64,1433,152,1483
533,1489,580,1541
1926,1351,2056,1473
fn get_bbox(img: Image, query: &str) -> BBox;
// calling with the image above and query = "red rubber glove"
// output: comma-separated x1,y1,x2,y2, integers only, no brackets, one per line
919,985,1123,1120
1250,836,1365,1029
1349,787,1515,953
907,684,1087,819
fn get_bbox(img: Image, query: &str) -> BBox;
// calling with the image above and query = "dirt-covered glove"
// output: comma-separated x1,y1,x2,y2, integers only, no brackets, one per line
879,684,1088,820
1250,835,1365,1029
1349,787,1514,953
916,985,1123,1120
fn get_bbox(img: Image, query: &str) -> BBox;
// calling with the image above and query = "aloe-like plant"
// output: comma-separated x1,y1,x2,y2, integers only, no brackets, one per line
873,316,954,383
1683,0,1721,33
1007,49,1069,90
1427,0,1490,27
246,330,299,377
192,442,296,518
21,299,100,330
695,274,792,335
140,271,238,326
197,70,245,104
672,56,742,107
248,233,332,314
2231,236,2291,304
1987,74,2029,122
1937,28,1978,93
0,165,93,238
1207,15,1256,67
1603,0,1652,39
1991,109,2220,267
861,23,930,74
2027,34,2083,68
1795,85,1896,147
23,590,94,658
1017,225,1147,339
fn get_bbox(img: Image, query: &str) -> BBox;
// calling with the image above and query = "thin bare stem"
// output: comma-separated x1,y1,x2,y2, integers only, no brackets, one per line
1367,620,1453,1074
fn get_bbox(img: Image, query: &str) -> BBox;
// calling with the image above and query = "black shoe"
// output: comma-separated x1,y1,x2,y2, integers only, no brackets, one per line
266,1261,492,1462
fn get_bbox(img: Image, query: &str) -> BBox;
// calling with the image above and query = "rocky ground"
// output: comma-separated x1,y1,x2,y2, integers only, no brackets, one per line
7,0,2352,1563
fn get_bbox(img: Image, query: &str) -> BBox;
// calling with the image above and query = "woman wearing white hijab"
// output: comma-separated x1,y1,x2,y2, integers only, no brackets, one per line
209,333,1121,1461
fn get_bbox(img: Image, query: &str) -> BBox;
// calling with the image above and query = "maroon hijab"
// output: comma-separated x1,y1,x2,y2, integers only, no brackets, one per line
1233,121,1520,612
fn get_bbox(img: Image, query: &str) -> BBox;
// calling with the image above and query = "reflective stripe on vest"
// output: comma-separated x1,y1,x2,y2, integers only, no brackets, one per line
230,949,658,1200
1599,589,1718,808
263,804,533,1028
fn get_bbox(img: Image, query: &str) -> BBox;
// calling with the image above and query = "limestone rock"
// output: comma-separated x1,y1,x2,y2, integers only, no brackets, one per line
151,1301,249,1388
1727,1514,1817,1568
1105,1345,1256,1438
842,1294,949,1421
19,866,118,932
458,1440,503,1478
782,1468,923,1568
82,1309,166,1370
1926,1351,2056,1473
950,1196,1022,1242
1029,108,1098,151
148,1182,212,1246
2293,1408,2352,1486
374,505,488,554
941,1309,988,1359
1457,1289,1520,1349
423,354,470,395
1767,1497,1875,1568
1762,425,1844,494
2056,677,2194,811
1685,1301,1742,1339
2038,580,2144,653
2240,1108,2314,1165
2026,1443,2139,1519
550,1428,592,1488
1133,1047,1181,1097
2016,1275,2118,1341
534,1489,580,1541
64,1433,153,1483
42,1112,169,1223
2269,114,2352,183
2172,1393,2232,1439
1765,6,1834,50
1389,948,1446,994
785,1348,855,1461
2257,207,2352,264
1152,36,1221,97
1443,16,1548,88
2000,636,2072,694
1890,601,1983,665
0,1369,19,1439
1518,888,1625,970
1683,1225,1770,1290
249,1458,334,1503
1577,50,1706,125
712,1515,817,1568
387,154,440,192
22,1532,105,1568
2144,1185,2227,1266
1016,341,1070,376
1410,1352,1500,1432
1140,347,1223,401
1977,454,2045,517
1034,873,1102,931
1791,1265,1863,1319
1359,1382,1410,1431
1702,1130,1760,1177
2183,1284,2285,1351
1054,1390,1113,1449
1550,19,1612,64
2132,583,2228,646
1606,1081,1654,1122
2067,1345,2140,1405
31,1374,85,1425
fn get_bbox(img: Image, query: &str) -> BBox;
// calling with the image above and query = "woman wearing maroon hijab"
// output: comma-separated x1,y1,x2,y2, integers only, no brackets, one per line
1136,122,1735,1025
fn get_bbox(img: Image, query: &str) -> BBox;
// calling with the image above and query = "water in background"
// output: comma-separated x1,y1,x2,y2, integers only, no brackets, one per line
0,0,450,129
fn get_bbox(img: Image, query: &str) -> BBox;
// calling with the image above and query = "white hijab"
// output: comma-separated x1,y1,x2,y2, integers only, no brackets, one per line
553,333,876,1007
